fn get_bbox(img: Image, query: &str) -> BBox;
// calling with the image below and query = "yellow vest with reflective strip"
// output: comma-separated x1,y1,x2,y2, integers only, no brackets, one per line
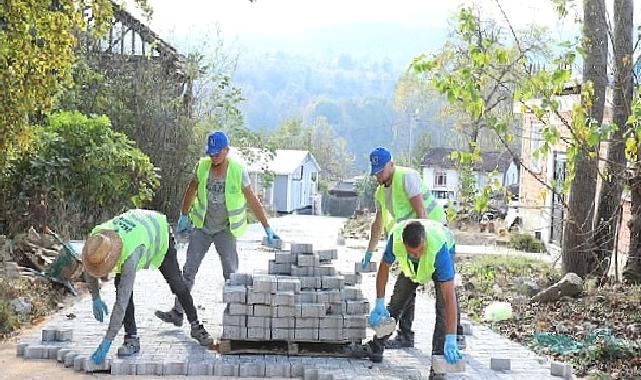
91,209,170,274
189,157,248,237
391,219,453,284
375,166,446,234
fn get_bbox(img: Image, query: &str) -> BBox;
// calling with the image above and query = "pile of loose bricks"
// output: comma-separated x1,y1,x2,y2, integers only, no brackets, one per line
221,241,377,344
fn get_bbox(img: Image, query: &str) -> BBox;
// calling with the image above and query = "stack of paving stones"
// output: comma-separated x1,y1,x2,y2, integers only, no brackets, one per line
222,242,374,345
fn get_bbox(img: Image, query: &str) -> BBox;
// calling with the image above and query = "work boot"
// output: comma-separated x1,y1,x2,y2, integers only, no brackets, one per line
190,323,213,346
117,336,140,357
384,330,414,349
367,337,385,363
154,309,183,326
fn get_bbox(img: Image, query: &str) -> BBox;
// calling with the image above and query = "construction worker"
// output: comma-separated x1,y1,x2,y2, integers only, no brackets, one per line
155,130,280,326
361,146,447,348
367,219,461,379
83,209,212,366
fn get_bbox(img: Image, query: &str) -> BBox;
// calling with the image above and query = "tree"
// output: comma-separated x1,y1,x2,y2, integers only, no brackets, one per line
562,0,608,277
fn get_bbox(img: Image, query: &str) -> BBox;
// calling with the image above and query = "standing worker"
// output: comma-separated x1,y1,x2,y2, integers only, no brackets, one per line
362,146,447,348
83,209,212,365
367,219,462,379
155,131,280,326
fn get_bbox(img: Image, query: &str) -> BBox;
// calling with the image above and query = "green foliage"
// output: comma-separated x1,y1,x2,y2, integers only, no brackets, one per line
509,233,547,253
0,300,20,337
1,111,159,237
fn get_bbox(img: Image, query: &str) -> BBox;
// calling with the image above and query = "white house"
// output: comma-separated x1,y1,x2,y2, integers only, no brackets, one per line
420,147,518,207
241,149,322,214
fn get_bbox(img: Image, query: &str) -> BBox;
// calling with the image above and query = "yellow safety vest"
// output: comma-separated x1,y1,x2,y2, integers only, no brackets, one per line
391,219,453,284
375,166,446,233
91,209,170,274
189,157,248,237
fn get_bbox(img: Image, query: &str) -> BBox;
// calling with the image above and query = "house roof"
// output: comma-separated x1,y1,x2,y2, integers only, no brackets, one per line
421,147,515,173
238,148,321,175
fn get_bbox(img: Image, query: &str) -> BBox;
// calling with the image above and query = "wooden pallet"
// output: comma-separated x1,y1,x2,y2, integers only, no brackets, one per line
215,339,363,357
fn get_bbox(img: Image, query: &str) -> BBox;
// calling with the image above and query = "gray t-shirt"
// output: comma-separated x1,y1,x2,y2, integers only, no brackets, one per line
381,170,422,216
199,166,251,235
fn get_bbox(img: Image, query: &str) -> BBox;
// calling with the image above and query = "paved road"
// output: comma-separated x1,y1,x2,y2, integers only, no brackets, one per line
14,215,562,379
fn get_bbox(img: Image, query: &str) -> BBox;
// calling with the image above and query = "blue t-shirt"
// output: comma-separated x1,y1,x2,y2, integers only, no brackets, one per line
382,233,455,282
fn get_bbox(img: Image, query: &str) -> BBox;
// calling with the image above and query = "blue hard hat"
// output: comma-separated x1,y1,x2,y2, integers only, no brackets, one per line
369,147,392,175
205,131,229,156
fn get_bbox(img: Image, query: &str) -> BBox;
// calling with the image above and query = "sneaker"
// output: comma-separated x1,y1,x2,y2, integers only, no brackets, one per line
383,334,415,349
190,323,213,346
154,309,183,326
117,336,140,357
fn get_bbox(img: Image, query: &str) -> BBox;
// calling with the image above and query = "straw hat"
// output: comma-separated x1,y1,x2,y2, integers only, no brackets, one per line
82,230,123,278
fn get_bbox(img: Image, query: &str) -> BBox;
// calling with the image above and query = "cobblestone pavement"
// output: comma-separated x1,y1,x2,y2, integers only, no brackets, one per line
17,216,563,379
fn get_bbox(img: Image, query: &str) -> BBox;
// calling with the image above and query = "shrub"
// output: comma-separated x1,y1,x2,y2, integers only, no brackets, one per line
509,233,547,253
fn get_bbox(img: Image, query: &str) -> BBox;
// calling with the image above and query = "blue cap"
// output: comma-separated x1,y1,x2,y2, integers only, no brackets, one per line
205,131,229,155
369,147,392,175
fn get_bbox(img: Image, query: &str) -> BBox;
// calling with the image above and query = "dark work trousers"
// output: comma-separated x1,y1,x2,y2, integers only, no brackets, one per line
118,235,200,337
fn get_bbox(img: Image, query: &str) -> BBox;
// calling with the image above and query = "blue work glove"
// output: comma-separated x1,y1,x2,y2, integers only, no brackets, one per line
368,297,390,327
92,298,109,322
264,226,280,245
91,338,112,365
361,251,373,269
444,334,462,364
177,214,192,234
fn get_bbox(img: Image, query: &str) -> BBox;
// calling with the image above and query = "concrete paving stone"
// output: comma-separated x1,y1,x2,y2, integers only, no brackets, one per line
431,355,465,374
247,316,272,328
266,362,291,378
55,329,73,342
298,253,320,267
136,362,162,375
327,290,342,303
16,342,28,356
295,328,319,341
355,261,377,273
275,252,296,264
84,357,111,372
187,361,213,375
42,329,57,342
272,317,296,329
314,265,336,277
550,361,573,378
343,315,367,329
271,328,296,341
269,260,292,275
24,345,48,359
296,317,320,329
291,363,305,377
278,277,302,292
320,316,344,329
239,362,266,377
162,361,187,376
318,372,335,380
461,321,473,335
291,265,315,277
315,249,338,261
300,276,322,289
300,303,326,318
322,276,345,289
253,275,278,293
343,328,367,340
277,305,300,318
247,288,272,305
345,300,369,315
247,326,271,340
262,236,283,249
56,348,72,362
327,302,347,315
223,311,247,326
230,272,253,286
341,272,361,286
319,329,343,341
111,359,137,375
491,357,512,371
272,291,296,306
47,345,62,359
73,355,87,371
214,362,240,376
297,290,317,303
223,285,247,303
291,243,314,254
316,291,329,303
222,325,248,340
254,304,278,317
304,367,320,380
341,286,364,301
228,303,250,315
63,351,77,367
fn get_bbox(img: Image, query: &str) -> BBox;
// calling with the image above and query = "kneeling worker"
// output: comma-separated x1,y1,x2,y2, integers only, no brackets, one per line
83,209,213,365
367,219,461,376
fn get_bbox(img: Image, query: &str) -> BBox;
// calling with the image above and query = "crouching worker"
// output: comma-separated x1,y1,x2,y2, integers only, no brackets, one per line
366,219,461,378
83,209,213,365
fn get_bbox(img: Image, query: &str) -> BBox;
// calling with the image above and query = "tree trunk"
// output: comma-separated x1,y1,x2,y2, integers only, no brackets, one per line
562,0,608,277
593,0,633,282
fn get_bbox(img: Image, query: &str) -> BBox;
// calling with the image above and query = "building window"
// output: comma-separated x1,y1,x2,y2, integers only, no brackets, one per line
531,121,543,171
434,171,447,186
